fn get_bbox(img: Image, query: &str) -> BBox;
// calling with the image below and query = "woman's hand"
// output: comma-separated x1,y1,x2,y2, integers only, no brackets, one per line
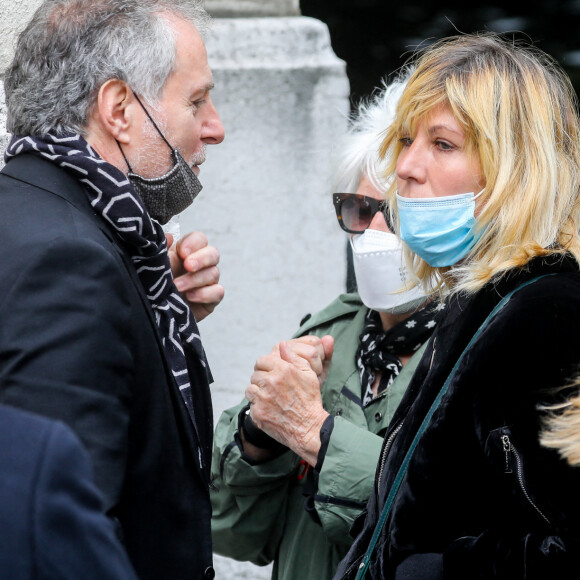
244,335,334,466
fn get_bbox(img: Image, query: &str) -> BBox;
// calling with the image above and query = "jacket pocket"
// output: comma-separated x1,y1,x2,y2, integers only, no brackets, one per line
485,425,552,526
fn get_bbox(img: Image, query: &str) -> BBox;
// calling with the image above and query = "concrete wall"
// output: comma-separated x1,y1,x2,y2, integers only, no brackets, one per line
0,0,43,154
206,0,299,16
0,0,42,72
0,4,350,579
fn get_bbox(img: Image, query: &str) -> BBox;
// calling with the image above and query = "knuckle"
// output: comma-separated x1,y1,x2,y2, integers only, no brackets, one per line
209,266,220,283
186,231,206,247
305,344,317,357
271,369,291,389
215,285,225,300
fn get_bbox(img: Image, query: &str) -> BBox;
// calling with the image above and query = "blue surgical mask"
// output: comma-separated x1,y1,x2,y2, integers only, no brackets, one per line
396,190,484,267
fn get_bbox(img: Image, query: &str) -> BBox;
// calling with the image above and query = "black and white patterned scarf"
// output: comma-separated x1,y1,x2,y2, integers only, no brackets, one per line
5,132,211,422
357,304,441,406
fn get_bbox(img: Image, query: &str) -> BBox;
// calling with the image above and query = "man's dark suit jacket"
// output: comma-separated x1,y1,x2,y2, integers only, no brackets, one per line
0,154,215,580
0,404,138,580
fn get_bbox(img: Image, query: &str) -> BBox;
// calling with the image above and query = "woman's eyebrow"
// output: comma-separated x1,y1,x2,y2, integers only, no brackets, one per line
427,124,462,136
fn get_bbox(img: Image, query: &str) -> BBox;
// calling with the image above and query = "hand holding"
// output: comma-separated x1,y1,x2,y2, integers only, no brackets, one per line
244,336,334,466
283,335,334,387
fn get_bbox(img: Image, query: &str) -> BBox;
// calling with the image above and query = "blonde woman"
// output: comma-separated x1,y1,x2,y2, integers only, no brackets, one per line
334,34,580,580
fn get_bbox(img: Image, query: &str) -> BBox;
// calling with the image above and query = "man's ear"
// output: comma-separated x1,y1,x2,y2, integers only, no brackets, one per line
96,79,135,144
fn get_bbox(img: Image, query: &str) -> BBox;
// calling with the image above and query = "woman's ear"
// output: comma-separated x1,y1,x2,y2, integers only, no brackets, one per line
96,79,134,144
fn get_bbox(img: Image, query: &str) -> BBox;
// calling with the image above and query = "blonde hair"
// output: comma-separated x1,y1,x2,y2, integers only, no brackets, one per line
541,375,580,466
380,33,580,294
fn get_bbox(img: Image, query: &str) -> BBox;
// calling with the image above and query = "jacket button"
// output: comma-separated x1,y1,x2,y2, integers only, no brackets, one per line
375,412,382,422
203,566,215,579
336,408,343,416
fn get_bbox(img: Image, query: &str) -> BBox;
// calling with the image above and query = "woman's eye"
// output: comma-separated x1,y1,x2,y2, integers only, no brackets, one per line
399,137,413,147
436,140,454,151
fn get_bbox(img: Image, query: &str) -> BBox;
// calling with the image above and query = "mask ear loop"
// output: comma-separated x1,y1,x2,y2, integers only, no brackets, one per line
116,140,133,173
132,92,174,151
116,92,175,174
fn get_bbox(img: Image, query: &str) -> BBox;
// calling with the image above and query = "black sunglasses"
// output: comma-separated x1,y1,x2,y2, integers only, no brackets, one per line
332,193,391,234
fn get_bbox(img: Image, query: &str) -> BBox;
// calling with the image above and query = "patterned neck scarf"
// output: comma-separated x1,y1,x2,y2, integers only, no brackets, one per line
357,305,440,406
5,132,211,422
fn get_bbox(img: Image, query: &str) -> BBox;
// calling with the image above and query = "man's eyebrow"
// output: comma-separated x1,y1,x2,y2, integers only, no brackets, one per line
189,81,214,100
196,80,215,94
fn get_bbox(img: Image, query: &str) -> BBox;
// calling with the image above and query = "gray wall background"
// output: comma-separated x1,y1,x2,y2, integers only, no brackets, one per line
0,1,350,577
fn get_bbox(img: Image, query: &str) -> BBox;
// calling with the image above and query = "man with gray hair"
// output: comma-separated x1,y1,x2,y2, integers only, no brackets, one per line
1,1,224,578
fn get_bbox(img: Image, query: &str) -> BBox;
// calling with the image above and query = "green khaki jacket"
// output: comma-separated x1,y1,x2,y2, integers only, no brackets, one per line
211,293,429,580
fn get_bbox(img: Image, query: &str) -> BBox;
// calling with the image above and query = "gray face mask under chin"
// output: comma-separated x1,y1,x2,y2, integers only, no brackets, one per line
118,93,203,225
127,149,202,224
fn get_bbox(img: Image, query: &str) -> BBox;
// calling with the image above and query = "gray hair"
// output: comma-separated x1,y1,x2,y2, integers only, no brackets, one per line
331,71,411,194
4,0,211,136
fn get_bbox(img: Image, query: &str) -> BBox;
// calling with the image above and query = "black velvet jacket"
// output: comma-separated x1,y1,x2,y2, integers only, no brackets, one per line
335,254,580,580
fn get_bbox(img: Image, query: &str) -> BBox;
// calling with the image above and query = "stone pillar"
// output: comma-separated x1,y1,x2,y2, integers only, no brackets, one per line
189,9,350,578
199,22,348,580
188,13,349,415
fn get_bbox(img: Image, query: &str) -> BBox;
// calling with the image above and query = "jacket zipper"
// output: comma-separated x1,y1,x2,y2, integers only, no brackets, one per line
377,421,403,492
429,337,437,369
501,434,551,525
375,339,436,492
363,388,388,409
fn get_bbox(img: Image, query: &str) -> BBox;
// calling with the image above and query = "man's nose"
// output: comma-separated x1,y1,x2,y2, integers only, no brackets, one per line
202,99,225,145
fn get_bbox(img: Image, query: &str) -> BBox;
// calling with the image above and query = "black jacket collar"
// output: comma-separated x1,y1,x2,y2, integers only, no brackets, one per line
2,153,118,243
